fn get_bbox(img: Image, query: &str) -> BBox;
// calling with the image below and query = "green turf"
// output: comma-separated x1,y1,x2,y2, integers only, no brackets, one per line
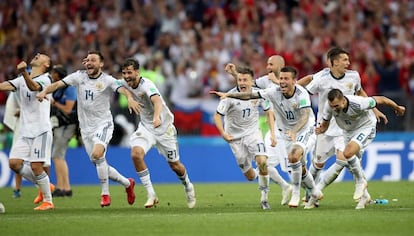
0,181,413,236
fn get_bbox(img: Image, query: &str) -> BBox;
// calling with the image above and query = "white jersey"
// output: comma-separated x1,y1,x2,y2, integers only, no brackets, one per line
62,70,121,133
216,87,271,140
120,77,173,136
322,95,377,131
8,74,52,138
255,74,277,89
306,67,362,136
258,85,315,131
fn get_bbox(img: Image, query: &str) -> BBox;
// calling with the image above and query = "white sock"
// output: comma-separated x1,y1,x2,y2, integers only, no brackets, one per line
178,171,192,190
95,158,109,195
318,159,347,190
309,162,322,183
258,174,270,201
301,171,316,190
267,166,289,189
138,169,156,197
290,161,302,195
18,164,36,183
36,171,52,203
347,156,364,183
108,165,129,187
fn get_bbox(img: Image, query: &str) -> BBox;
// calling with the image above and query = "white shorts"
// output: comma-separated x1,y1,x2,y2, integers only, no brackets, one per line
9,131,52,166
81,123,113,161
313,133,345,164
345,126,376,159
265,129,289,172
267,126,315,168
130,123,180,162
229,130,267,174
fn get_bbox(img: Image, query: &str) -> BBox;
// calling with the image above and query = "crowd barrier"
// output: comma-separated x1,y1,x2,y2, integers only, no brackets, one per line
0,132,413,187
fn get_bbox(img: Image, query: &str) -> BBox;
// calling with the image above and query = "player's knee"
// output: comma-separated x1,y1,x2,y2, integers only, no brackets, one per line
131,147,145,161
91,149,105,160
314,161,324,169
289,145,303,162
9,159,23,172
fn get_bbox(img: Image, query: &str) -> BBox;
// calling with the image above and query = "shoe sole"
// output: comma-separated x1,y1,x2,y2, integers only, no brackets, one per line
144,199,159,208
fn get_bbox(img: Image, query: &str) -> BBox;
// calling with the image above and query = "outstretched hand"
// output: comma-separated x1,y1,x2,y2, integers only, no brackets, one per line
127,97,142,115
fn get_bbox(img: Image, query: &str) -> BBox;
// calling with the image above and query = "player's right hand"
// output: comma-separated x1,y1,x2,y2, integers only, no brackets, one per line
17,61,27,72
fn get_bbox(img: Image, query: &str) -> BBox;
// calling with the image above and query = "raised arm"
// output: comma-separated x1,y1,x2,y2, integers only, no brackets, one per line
17,61,42,91
224,63,238,80
209,90,261,100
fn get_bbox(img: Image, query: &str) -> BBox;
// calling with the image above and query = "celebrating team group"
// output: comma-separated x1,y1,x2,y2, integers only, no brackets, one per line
1,46,405,211
1,51,195,211
211,46,405,210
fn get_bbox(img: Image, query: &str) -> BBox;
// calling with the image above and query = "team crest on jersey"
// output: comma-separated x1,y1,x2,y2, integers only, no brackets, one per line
96,82,103,90
346,83,353,90
291,102,298,109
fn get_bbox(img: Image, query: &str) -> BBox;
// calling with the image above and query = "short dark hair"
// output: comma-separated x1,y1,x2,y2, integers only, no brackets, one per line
327,47,349,65
280,66,298,78
122,58,140,70
51,65,67,78
327,88,344,102
88,50,104,61
236,65,254,78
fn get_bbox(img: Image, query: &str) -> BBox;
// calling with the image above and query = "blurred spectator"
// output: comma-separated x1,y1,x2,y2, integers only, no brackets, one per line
0,0,413,134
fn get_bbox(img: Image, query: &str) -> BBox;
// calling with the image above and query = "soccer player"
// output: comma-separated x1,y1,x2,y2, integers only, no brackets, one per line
224,56,294,205
0,53,54,210
37,51,140,207
314,89,405,209
214,66,275,210
211,66,322,208
3,92,23,198
298,47,387,202
120,58,196,209
49,65,77,197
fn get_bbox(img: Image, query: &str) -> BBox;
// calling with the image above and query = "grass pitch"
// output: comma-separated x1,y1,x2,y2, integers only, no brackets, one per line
0,181,413,236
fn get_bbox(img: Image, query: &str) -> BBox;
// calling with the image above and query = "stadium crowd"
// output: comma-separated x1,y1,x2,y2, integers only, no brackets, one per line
0,0,413,144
